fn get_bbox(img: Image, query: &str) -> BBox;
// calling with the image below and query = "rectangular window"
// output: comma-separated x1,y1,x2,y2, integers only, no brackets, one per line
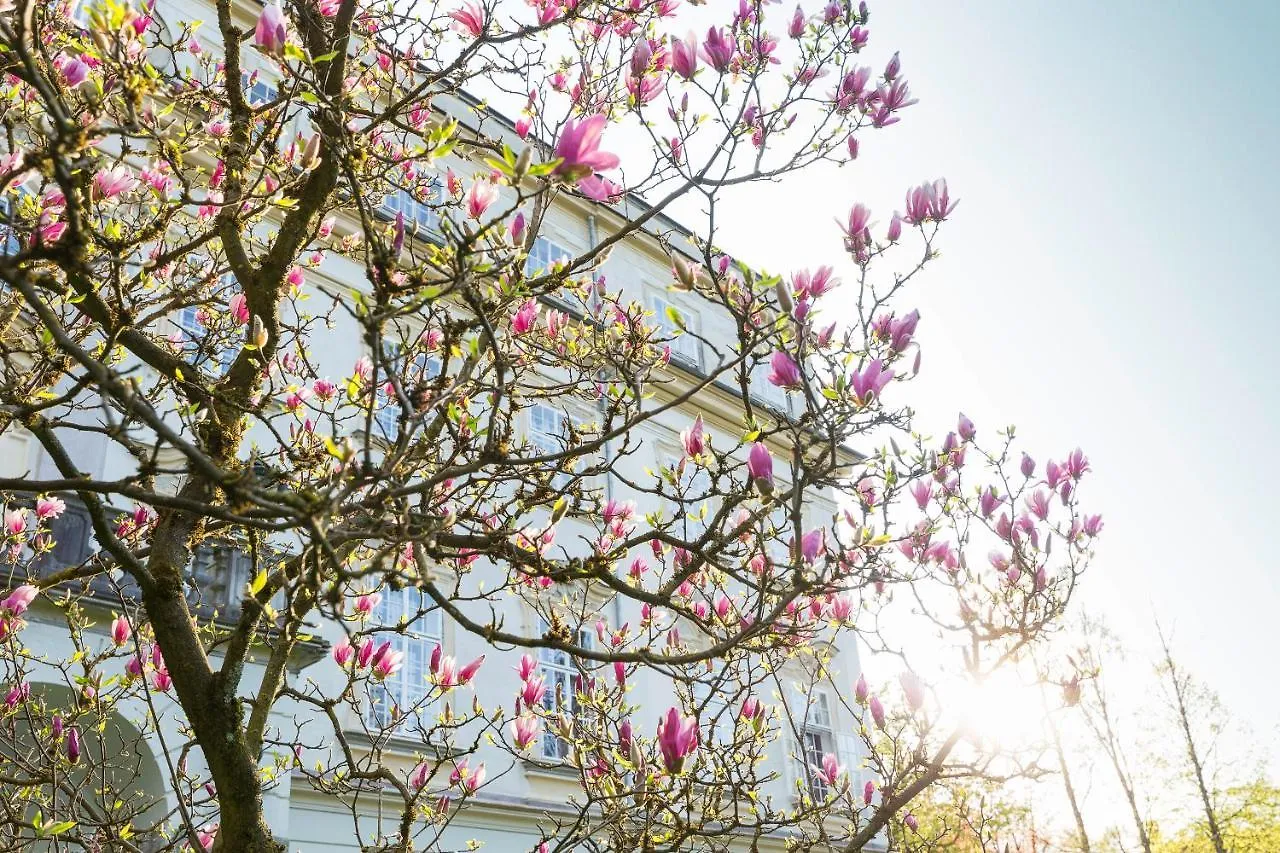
380,182,440,236
799,691,835,801
241,72,278,108
537,617,594,761
659,441,712,537
367,589,443,730
528,403,576,490
748,358,789,411
692,681,734,746
647,293,702,369
1,192,21,256
524,236,571,277
375,340,441,439
175,303,237,375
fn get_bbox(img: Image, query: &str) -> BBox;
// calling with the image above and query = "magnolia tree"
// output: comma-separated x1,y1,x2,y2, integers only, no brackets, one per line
0,0,1101,850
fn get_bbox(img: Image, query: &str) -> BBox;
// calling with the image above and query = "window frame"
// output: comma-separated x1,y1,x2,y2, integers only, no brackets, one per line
647,291,703,369
374,339,442,439
174,295,238,376
798,690,836,801
378,179,442,237
365,588,444,731
0,193,18,256
524,235,572,278
535,616,595,762
657,439,713,536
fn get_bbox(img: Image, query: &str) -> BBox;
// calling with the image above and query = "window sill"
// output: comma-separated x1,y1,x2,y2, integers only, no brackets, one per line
522,761,582,781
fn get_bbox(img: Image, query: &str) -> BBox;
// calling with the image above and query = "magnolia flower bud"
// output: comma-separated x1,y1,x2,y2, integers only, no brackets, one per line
514,146,533,178
66,727,81,764
251,315,268,349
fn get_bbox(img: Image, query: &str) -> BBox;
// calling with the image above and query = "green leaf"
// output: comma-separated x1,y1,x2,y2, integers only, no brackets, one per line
664,305,685,331
250,570,268,596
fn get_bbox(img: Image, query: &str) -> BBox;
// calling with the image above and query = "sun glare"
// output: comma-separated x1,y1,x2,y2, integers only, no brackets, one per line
943,667,1048,753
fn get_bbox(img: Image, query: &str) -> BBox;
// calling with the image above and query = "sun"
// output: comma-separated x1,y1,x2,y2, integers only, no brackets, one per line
942,666,1049,753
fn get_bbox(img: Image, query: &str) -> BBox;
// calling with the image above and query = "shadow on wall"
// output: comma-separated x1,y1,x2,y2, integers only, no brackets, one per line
4,680,173,852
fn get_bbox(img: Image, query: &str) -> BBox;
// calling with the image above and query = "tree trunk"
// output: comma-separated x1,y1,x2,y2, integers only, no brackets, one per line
1045,700,1091,853
1158,629,1228,853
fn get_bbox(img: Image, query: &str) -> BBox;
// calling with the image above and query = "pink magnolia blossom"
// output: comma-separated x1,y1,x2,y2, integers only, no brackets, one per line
353,592,381,618
788,4,805,37
3,509,26,536
511,299,538,335
332,636,354,666
680,414,706,458
747,442,773,489
899,671,925,711
552,115,620,182
449,1,486,37
520,673,546,707
656,706,698,773
373,647,405,680
466,180,499,219
355,637,376,668
57,54,90,87
767,350,801,388
869,695,886,729
229,293,250,325
457,654,485,684
863,779,876,805
509,211,527,245
815,752,843,787
254,4,288,56
1082,514,1104,537
700,27,735,72
35,496,66,520
517,653,537,681
450,760,486,793
1065,447,1090,479
671,31,698,79
111,614,132,647
65,726,81,764
1,585,37,617
511,713,541,750
904,813,919,833
576,174,622,202
909,479,931,511
800,528,825,564
850,359,893,405
841,203,872,252
94,166,139,199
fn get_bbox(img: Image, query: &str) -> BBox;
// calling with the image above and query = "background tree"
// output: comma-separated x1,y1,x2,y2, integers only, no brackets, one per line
0,0,1101,849
1075,619,1155,853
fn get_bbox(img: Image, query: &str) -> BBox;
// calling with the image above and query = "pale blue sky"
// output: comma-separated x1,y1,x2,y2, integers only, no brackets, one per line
707,0,1279,753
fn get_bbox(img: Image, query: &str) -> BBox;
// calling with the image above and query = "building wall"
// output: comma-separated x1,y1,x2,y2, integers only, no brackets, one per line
0,0,875,847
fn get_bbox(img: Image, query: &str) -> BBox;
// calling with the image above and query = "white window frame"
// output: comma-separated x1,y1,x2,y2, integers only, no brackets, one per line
748,358,790,411
536,616,595,761
175,299,237,376
241,71,278,108
374,339,441,439
524,235,572,277
647,292,702,369
366,588,443,730
380,181,441,236
658,439,712,536
799,690,836,801
0,193,18,256
692,681,734,747
528,402,581,490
